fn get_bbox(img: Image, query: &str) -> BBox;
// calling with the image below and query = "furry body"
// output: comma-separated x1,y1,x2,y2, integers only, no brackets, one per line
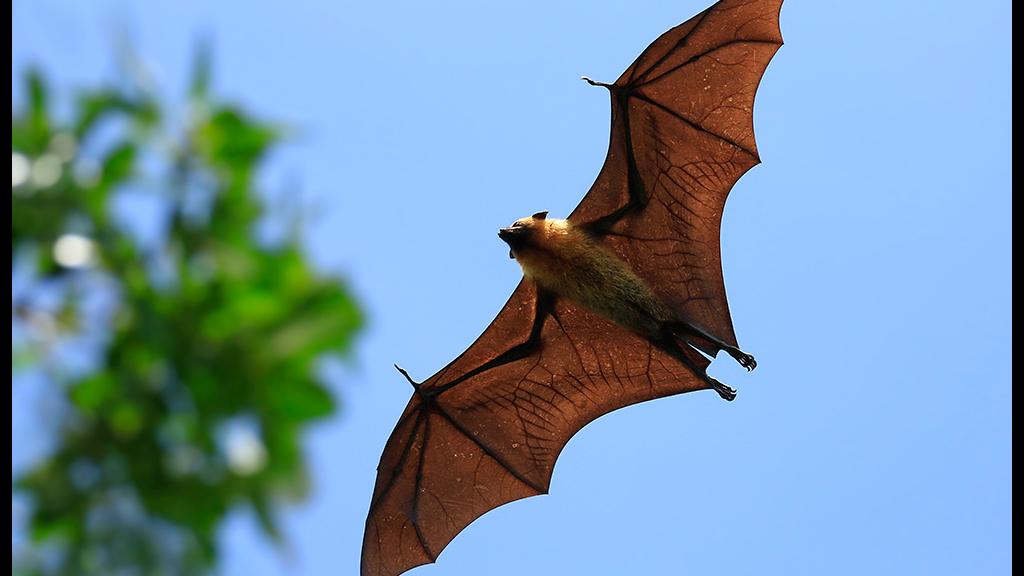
504,215,670,339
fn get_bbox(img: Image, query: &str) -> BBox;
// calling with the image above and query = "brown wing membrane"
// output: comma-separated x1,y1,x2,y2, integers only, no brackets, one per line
570,0,783,350
362,282,709,576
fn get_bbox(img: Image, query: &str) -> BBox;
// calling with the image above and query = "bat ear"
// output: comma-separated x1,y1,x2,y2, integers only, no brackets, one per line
532,211,548,220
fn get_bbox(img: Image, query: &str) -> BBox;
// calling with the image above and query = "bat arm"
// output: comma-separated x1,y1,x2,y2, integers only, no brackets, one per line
579,90,650,237
410,287,556,400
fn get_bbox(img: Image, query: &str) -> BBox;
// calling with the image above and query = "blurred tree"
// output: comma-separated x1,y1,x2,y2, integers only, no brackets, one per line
11,52,363,575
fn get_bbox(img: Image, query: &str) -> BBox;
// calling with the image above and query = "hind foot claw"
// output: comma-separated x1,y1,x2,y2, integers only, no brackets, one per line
709,378,737,402
732,351,756,371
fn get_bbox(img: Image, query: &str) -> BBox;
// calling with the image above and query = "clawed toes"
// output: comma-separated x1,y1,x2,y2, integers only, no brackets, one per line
710,379,737,401
737,353,757,371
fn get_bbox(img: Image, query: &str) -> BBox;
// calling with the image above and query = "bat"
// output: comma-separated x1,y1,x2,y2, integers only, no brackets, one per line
362,0,783,573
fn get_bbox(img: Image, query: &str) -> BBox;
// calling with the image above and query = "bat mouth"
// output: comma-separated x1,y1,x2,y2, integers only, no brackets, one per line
498,227,529,243
498,228,530,259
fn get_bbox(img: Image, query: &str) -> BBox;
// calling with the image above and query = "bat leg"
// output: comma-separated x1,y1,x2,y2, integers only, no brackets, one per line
682,350,737,402
657,333,737,402
669,321,757,372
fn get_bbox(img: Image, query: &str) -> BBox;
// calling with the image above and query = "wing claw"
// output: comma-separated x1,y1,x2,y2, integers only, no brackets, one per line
394,364,422,389
581,75,613,88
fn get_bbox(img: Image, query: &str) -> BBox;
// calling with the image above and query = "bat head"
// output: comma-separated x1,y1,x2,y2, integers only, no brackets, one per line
498,212,549,259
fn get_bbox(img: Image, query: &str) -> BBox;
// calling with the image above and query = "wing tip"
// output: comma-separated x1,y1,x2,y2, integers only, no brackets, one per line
361,486,553,576
360,553,435,576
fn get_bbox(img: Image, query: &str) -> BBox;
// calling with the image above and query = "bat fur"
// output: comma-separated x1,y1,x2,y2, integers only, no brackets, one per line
502,213,670,341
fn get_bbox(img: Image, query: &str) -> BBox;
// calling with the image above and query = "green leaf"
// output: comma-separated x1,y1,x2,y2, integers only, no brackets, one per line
73,90,160,138
101,142,137,185
196,106,277,173
265,379,335,423
27,69,51,148
70,373,117,413
108,402,145,438
30,515,79,543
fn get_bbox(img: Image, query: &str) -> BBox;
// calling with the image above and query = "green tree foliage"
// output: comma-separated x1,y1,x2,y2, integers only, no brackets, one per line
11,57,363,575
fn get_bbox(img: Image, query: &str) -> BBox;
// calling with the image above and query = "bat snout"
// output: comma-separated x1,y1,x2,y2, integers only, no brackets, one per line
498,227,529,243
499,227,531,259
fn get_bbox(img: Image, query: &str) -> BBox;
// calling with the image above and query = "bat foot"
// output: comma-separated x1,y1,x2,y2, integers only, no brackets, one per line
732,350,757,371
709,378,737,401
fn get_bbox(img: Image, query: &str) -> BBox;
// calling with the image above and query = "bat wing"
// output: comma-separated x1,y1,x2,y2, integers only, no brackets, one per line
570,0,784,351
362,281,711,576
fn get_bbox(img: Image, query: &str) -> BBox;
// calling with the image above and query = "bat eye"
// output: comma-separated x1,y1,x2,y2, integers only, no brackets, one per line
511,221,525,228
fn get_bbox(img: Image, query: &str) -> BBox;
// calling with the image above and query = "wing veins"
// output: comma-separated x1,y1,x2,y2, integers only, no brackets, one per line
366,408,428,516
631,91,757,159
410,415,438,561
639,38,780,88
432,403,547,494
631,8,711,85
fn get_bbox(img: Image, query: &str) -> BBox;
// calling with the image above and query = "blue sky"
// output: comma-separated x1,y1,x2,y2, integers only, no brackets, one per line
12,1,1011,575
